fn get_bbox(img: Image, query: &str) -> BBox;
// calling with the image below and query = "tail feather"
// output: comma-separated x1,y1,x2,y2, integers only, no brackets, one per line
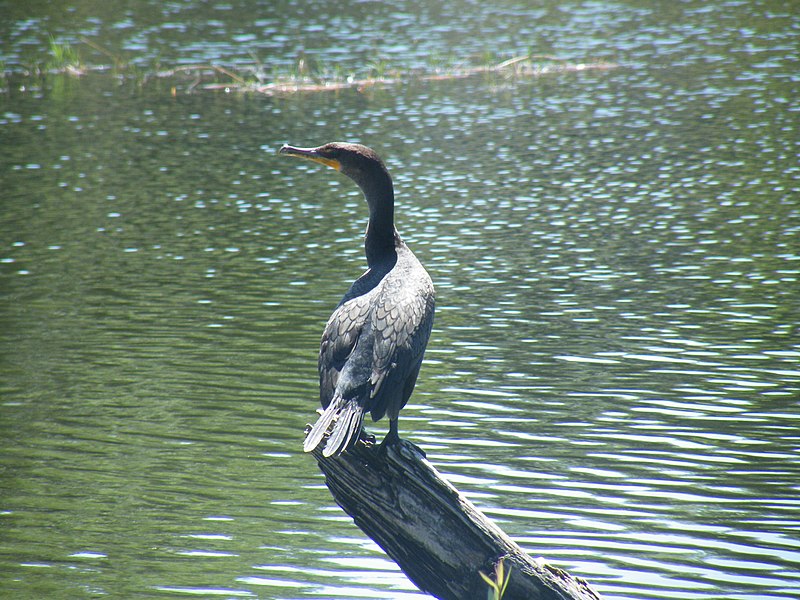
303,398,364,457
303,405,337,453
323,402,364,457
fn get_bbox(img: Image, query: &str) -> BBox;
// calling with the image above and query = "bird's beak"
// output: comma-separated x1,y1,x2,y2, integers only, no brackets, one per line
279,144,341,171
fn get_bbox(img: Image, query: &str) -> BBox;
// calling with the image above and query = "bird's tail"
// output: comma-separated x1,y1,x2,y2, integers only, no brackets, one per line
303,398,365,457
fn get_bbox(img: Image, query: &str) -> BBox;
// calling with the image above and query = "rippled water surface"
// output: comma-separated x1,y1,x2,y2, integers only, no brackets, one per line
2,1,799,599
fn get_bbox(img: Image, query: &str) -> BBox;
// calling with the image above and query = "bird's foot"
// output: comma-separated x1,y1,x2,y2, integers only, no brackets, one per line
376,427,401,456
358,429,376,448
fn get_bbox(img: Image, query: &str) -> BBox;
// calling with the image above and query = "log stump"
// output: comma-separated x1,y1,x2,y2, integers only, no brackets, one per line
311,437,603,600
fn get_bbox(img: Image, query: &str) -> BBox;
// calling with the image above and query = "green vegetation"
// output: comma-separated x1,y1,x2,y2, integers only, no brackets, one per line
480,558,511,600
46,36,81,72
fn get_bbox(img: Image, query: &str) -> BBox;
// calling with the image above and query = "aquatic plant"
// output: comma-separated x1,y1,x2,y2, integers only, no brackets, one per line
46,36,81,72
10,36,616,95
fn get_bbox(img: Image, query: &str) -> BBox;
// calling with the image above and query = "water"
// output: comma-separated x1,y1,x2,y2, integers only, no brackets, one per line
2,1,799,599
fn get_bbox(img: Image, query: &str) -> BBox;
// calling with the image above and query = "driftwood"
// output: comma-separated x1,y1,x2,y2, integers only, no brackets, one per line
312,437,603,600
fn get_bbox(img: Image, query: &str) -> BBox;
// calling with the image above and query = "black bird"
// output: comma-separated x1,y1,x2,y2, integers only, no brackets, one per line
279,142,435,457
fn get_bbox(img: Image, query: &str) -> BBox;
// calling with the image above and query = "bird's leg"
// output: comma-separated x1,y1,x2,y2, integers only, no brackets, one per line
377,418,401,454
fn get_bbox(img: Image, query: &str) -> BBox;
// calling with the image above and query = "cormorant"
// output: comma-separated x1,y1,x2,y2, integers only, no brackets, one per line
279,142,435,457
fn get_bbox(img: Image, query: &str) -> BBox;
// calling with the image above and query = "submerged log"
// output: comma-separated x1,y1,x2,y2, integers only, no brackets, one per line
312,437,603,600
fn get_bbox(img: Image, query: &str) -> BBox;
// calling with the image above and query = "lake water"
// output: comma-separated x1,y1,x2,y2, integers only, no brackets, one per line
1,1,799,599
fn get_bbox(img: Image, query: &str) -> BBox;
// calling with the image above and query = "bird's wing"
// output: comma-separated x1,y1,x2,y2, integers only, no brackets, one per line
368,277,435,402
318,294,372,408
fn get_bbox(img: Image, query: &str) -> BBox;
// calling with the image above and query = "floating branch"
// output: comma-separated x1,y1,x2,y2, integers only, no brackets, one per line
225,55,617,96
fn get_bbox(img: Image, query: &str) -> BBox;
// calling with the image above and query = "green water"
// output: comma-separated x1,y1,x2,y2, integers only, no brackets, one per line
2,1,799,599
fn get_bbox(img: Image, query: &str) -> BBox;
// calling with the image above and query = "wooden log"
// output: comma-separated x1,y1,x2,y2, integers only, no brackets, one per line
312,437,603,600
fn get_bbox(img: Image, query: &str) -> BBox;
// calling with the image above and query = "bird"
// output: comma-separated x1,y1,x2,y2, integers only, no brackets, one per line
279,142,435,457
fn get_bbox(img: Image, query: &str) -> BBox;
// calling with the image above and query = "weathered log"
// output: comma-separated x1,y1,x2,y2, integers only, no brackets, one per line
312,437,603,600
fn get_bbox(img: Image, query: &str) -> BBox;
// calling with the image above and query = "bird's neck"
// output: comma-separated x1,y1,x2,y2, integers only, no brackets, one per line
362,182,401,268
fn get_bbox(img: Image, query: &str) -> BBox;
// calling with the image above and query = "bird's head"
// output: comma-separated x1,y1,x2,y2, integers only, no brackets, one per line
279,142,392,196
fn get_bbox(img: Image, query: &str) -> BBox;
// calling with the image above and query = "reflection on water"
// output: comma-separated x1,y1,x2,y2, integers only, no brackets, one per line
2,1,799,599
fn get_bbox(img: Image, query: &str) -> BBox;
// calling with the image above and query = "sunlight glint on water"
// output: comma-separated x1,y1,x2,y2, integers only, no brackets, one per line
1,1,799,599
